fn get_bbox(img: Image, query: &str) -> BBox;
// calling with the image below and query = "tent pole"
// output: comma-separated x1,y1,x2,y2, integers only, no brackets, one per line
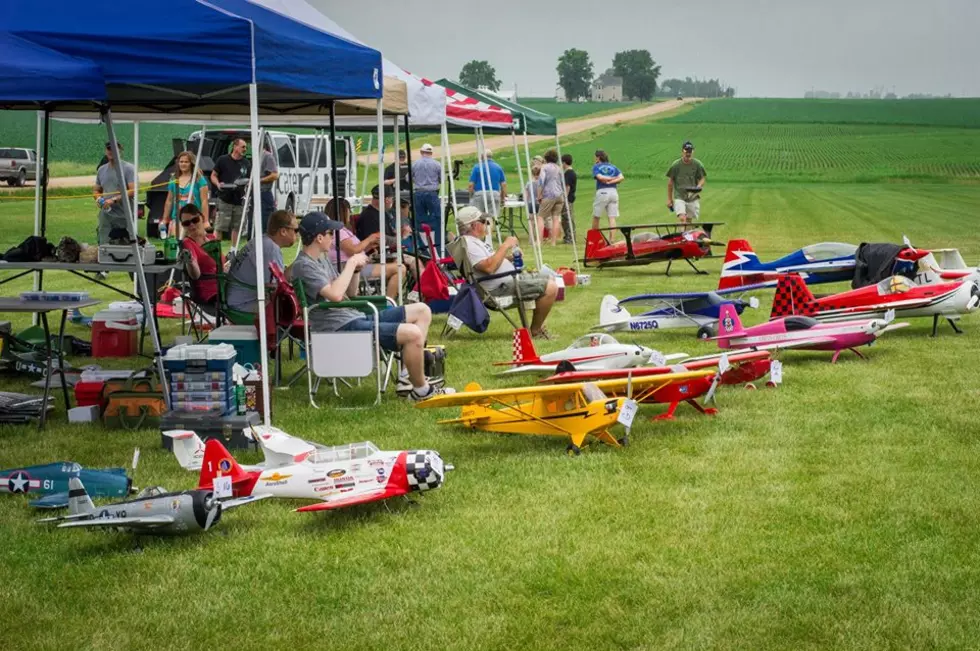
393,118,403,304
402,115,423,298
31,111,43,325
104,108,170,410
247,83,271,426
234,127,264,252
132,120,140,296
376,100,386,303
510,126,533,264
481,128,502,247
39,109,50,240
555,135,581,274
474,127,492,246
521,123,543,270
360,133,373,204
440,123,457,254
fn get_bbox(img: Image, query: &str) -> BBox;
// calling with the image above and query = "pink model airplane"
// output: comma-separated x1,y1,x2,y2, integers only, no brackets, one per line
715,303,909,363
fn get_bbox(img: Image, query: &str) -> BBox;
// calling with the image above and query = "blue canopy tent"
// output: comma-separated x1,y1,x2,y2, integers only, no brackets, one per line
0,0,384,424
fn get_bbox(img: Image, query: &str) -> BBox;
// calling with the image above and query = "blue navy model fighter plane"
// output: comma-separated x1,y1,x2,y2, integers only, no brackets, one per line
0,462,133,508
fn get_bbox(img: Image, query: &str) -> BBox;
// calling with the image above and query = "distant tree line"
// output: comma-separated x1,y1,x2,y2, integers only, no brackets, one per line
657,77,735,99
804,89,955,100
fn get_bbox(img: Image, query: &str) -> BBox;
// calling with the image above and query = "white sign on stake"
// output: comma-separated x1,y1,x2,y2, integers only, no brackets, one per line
213,475,233,499
446,314,464,331
617,399,639,429
718,353,731,376
770,360,784,384
131,447,141,470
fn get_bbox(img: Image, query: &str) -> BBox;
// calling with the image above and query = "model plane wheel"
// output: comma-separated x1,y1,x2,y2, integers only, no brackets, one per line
617,435,630,447
766,381,777,389
565,444,582,457
696,325,716,340
744,383,757,390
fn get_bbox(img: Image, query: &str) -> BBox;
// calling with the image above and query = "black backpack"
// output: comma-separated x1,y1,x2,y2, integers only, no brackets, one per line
3,236,54,262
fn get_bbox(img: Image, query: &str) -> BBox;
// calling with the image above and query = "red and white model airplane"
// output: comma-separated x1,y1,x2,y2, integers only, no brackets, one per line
715,303,908,363
197,437,450,513
496,328,684,375
771,272,979,336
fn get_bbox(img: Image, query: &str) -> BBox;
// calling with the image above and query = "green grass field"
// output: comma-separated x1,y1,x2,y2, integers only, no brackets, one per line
518,97,648,120
2,101,980,650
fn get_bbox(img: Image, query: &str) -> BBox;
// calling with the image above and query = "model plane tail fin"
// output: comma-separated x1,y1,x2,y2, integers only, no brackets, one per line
584,229,607,261
718,239,762,290
512,328,540,365
598,295,630,329
771,273,815,318
67,477,95,516
198,439,253,492
163,429,205,471
715,303,744,349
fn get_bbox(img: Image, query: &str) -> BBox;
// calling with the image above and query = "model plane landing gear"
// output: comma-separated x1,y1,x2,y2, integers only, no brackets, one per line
617,435,630,447
565,444,582,457
696,324,716,340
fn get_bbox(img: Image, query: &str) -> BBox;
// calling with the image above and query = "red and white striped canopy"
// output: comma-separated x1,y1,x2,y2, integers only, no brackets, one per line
420,77,515,130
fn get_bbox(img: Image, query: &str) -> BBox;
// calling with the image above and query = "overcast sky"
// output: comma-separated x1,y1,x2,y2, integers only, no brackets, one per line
312,0,979,98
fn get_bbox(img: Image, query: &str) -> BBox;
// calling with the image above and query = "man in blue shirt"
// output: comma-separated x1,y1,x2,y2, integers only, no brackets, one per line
591,149,625,231
468,148,507,218
411,143,443,253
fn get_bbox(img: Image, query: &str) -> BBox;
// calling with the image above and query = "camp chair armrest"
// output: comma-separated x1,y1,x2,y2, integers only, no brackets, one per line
313,297,395,316
476,269,523,283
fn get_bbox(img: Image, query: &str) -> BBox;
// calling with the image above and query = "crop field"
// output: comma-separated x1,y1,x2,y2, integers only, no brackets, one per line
518,97,646,120
667,98,980,128
2,101,980,650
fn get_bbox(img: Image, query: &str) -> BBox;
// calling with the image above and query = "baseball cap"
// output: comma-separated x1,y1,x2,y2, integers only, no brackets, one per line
456,205,488,226
371,184,396,199
299,211,343,239
420,143,434,153
682,141,694,151
484,148,493,158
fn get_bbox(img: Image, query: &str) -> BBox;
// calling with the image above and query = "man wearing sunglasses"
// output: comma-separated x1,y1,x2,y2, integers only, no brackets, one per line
455,206,558,339
93,141,136,244
226,210,299,313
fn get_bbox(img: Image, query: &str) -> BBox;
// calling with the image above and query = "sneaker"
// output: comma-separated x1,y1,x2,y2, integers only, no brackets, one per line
397,374,444,395
407,385,456,402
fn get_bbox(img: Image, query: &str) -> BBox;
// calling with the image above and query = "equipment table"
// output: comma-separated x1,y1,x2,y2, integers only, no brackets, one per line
0,298,101,429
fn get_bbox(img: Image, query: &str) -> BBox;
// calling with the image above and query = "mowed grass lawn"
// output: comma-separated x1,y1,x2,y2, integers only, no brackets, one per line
2,108,980,650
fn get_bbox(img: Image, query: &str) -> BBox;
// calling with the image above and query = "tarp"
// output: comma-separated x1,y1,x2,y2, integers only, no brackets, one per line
0,32,105,104
0,0,382,111
247,0,444,127
420,78,515,131
438,79,557,135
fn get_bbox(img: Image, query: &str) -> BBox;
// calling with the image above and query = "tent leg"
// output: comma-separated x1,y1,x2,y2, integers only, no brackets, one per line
103,109,170,410
402,115,422,301
393,118,403,303
554,136,581,274
441,123,458,255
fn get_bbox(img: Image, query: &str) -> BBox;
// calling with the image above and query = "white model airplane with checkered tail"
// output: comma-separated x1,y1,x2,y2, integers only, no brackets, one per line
496,328,685,375
197,438,450,513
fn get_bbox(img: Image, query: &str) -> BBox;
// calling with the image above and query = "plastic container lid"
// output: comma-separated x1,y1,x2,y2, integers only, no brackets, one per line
93,308,141,322
165,343,238,361
210,326,259,341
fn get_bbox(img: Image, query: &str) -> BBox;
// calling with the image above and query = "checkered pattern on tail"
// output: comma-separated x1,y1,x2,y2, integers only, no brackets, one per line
512,328,537,364
771,274,817,318
405,451,442,492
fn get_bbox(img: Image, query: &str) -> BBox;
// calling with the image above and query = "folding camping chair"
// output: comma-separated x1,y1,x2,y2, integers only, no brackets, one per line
266,263,306,388
445,236,534,336
296,279,398,408
413,224,464,311
202,239,261,328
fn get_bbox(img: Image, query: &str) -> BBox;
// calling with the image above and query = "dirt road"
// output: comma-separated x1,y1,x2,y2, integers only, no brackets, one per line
4,99,691,191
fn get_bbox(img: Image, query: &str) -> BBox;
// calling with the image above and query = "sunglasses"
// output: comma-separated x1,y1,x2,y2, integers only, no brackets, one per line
181,216,201,228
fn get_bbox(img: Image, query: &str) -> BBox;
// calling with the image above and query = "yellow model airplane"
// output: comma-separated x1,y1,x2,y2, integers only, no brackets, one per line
414,370,715,455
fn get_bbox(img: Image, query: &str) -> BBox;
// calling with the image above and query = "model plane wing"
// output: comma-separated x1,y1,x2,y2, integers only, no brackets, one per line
415,382,596,409
820,297,933,314
58,515,175,530
748,337,839,351
294,488,405,512
219,494,271,511
29,493,69,509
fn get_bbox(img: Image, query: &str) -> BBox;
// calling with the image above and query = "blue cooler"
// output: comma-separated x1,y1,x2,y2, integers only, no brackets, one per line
209,326,261,366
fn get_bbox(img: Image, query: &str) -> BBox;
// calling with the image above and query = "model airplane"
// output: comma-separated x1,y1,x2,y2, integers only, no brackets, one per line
582,222,724,273
37,478,265,535
497,328,682,375
718,238,858,289
715,303,908,363
541,350,775,391
770,272,979,336
899,235,979,285
1,461,132,508
415,370,715,454
165,425,325,473
196,438,450,513
598,290,761,339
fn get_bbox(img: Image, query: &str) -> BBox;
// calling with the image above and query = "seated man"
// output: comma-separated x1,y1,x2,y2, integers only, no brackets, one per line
226,210,299,313
454,206,557,338
291,212,453,401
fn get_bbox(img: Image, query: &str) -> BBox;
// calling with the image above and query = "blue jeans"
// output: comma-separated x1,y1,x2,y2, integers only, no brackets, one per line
337,306,405,352
414,191,441,252
260,189,276,233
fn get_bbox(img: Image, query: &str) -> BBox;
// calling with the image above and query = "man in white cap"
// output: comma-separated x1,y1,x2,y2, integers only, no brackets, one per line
454,206,558,339
467,148,507,218
411,143,443,250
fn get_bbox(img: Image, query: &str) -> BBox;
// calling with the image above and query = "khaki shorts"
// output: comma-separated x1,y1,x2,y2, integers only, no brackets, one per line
673,198,700,220
538,197,564,228
490,271,551,300
470,191,502,217
593,188,619,218
216,198,244,234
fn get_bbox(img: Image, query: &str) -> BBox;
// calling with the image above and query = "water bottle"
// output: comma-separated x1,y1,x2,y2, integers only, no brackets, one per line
512,246,524,271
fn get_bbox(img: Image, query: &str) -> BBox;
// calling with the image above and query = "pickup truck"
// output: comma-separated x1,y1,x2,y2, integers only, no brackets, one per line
0,148,38,186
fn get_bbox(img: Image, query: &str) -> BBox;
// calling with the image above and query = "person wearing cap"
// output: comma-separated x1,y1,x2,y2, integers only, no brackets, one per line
591,149,624,232
226,209,298,313
467,149,507,218
93,141,136,244
355,184,397,244
666,141,706,226
384,149,409,188
411,143,443,252
455,206,557,339
292,212,452,401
